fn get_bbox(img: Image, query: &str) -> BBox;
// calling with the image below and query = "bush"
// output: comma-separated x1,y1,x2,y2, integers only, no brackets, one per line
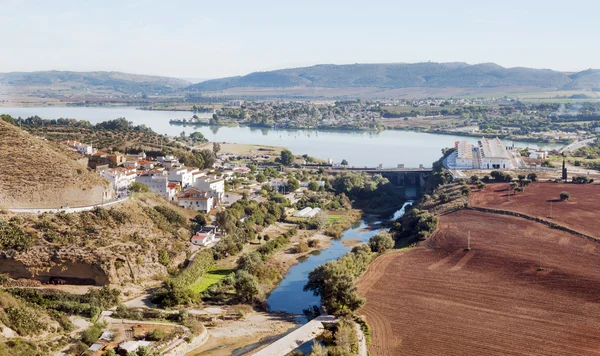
368,231,394,253
294,241,309,254
154,206,187,227
237,252,264,275
81,322,106,345
146,328,167,341
4,306,47,336
234,270,262,303
560,191,570,201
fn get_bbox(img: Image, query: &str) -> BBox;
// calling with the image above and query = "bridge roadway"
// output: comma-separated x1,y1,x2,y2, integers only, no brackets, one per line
252,315,337,356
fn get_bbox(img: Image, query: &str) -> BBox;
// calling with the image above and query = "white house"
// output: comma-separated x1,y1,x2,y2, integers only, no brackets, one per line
138,160,155,170
135,170,170,197
101,168,137,191
528,150,548,160
191,228,216,246
178,188,215,213
194,176,225,201
168,167,196,188
123,161,138,169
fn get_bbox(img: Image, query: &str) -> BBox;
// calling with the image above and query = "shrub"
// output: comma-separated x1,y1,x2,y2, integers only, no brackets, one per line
146,328,167,341
130,182,150,193
81,322,106,345
368,231,394,253
4,306,47,336
234,270,262,303
154,206,187,227
237,252,264,275
294,241,309,254
560,191,570,201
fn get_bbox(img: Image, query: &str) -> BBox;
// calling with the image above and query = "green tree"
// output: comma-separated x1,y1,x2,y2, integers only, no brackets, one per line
130,182,150,193
560,191,570,201
341,159,349,166
234,270,262,303
256,173,266,183
308,180,319,191
280,149,294,166
237,252,264,275
368,231,394,253
287,178,300,192
213,142,221,154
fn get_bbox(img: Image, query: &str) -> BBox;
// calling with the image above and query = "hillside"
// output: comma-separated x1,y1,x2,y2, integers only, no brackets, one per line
189,62,599,91
0,120,110,208
0,194,195,286
0,70,190,95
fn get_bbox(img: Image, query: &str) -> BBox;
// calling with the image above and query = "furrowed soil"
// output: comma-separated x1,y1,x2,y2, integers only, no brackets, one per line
470,182,600,238
357,209,600,356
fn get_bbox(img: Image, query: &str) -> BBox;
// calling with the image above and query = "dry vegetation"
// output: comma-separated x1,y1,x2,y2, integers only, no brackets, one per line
0,194,197,286
0,120,109,208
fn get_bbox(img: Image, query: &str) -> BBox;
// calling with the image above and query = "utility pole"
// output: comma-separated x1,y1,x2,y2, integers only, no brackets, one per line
466,230,471,251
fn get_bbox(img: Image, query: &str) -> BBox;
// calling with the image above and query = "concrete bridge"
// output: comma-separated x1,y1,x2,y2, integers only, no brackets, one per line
330,166,433,187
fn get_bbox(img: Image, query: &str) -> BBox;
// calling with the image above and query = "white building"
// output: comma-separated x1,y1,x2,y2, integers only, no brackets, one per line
455,141,474,169
528,150,548,160
476,137,513,170
100,168,137,191
168,167,197,189
191,228,216,246
194,175,225,201
178,188,215,213
135,170,170,197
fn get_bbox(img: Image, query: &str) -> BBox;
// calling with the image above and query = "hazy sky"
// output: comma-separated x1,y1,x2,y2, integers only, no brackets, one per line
1,0,598,79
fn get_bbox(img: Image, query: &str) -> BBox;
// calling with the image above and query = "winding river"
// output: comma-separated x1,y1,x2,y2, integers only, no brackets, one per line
267,201,413,316
0,107,561,168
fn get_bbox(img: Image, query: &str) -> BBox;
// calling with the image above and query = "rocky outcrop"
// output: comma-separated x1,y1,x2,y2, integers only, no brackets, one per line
0,244,179,286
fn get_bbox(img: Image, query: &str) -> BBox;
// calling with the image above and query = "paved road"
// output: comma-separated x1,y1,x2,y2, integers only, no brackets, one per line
252,315,337,356
559,138,596,154
7,196,128,214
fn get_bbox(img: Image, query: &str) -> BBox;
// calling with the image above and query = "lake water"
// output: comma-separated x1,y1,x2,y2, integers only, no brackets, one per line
267,202,413,316
0,106,562,167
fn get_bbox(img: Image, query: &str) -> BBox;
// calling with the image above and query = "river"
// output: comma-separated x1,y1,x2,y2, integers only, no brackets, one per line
0,106,561,168
267,202,413,316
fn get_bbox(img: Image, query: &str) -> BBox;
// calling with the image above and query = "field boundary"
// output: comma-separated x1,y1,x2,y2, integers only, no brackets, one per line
467,206,600,244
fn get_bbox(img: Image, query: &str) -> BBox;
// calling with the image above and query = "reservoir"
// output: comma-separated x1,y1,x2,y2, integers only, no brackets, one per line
0,106,561,168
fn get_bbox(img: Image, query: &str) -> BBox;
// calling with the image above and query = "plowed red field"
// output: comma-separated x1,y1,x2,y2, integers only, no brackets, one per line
470,182,600,238
358,210,600,356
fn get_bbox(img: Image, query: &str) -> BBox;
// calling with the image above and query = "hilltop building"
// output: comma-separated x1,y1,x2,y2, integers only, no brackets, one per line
455,141,474,169
476,137,513,169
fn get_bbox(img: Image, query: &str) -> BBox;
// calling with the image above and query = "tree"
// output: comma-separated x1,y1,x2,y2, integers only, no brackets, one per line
308,180,319,191
527,173,538,182
130,182,149,193
476,182,486,190
509,182,518,190
280,149,294,166
311,210,330,229
287,178,300,192
191,213,207,230
234,270,262,303
368,231,394,253
256,173,266,183
213,142,221,154
341,159,349,166
237,252,264,275
215,210,236,233
560,191,570,201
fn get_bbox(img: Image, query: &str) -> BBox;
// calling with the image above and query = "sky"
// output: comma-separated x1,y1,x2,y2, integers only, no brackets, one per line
1,0,599,79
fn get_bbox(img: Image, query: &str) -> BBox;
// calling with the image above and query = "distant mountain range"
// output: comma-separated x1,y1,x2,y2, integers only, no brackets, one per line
0,71,190,95
1,63,599,99
188,62,600,91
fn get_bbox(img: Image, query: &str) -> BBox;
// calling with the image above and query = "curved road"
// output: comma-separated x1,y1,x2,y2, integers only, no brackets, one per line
7,196,129,214
559,138,596,154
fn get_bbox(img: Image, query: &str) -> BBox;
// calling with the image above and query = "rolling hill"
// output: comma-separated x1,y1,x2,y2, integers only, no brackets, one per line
188,62,600,91
0,120,111,208
0,70,190,95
